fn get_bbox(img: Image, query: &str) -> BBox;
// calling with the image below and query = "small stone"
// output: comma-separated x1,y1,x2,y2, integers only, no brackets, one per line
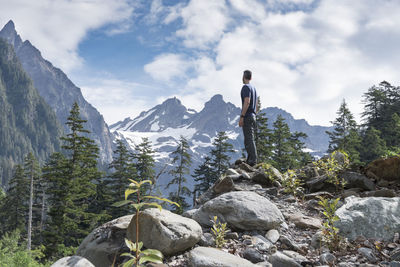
388,243,398,249
280,235,300,251
320,252,336,265
358,247,377,263
226,168,240,176
226,232,239,240
243,248,265,263
389,261,400,267
252,235,273,252
273,180,282,188
269,251,302,267
338,262,356,267
199,233,215,247
287,212,322,230
256,261,273,267
265,229,280,244
244,239,253,246
243,234,252,240
282,250,308,262
241,172,251,180
394,233,400,243
391,250,400,261
311,231,323,249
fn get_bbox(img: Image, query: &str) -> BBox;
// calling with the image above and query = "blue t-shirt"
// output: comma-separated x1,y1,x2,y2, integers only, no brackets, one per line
241,83,257,117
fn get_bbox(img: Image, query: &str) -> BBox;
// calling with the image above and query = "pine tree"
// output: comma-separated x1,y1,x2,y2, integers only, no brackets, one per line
255,98,273,163
360,127,387,163
193,156,214,197
132,137,155,195
210,131,234,180
326,99,361,163
271,115,292,171
384,113,400,148
106,139,137,218
0,165,29,235
23,152,40,251
288,132,312,169
44,102,105,257
166,136,192,214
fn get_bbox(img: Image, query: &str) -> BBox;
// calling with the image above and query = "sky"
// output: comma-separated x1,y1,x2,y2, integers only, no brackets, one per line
1,0,400,126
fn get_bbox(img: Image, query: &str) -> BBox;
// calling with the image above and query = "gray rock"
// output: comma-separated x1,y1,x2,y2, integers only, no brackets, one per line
127,208,202,256
280,235,300,251
265,229,280,244
213,176,234,194
51,256,95,267
335,196,400,241
389,262,400,267
340,171,375,191
188,246,258,267
364,189,397,198
192,191,285,230
256,262,273,267
287,212,321,229
320,252,336,265
391,250,400,261
227,168,240,176
241,172,251,180
76,215,132,267
305,175,335,193
198,233,215,247
304,192,334,200
243,248,265,263
233,181,263,191
252,171,273,186
338,263,356,267
226,232,239,240
268,251,302,267
282,250,308,263
341,189,361,199
358,247,377,263
195,187,215,206
252,235,273,252
182,208,197,219
311,231,323,249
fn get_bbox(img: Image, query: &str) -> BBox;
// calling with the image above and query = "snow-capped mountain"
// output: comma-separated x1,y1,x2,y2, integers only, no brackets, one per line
111,94,330,164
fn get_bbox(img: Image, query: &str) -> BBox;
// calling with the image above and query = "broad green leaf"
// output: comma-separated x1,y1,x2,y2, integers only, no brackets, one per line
143,202,162,211
143,196,180,207
132,203,145,211
138,241,144,251
125,239,135,251
125,189,138,200
122,258,136,267
141,249,163,258
120,252,134,258
112,200,132,207
139,180,153,186
139,255,163,265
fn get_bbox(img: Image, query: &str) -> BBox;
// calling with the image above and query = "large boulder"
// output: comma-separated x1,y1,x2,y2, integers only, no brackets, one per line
340,171,375,191
364,157,400,182
126,208,202,256
51,256,94,267
76,215,132,267
192,191,284,230
335,196,400,241
188,247,258,267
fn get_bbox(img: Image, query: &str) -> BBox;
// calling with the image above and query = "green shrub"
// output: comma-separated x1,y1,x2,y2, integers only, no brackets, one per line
211,216,228,248
282,169,304,197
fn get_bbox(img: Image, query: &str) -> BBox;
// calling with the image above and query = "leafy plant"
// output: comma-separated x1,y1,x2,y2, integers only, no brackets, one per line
282,169,304,197
259,163,278,183
113,179,179,267
313,151,349,192
211,216,228,248
317,196,343,251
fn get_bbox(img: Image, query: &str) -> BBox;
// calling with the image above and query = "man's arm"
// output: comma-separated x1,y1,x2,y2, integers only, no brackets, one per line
239,97,250,127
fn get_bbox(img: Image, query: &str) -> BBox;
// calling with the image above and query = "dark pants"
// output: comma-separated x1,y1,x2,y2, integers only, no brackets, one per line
243,114,257,166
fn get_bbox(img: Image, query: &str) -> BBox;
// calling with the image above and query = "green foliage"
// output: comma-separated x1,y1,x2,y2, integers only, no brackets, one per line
113,179,179,267
258,163,278,183
255,98,273,162
271,115,311,171
0,39,62,187
211,216,228,248
360,127,387,163
166,136,192,214
0,230,49,267
210,131,235,179
326,99,361,164
317,197,343,251
132,138,155,196
281,169,304,197
314,151,349,192
193,156,215,196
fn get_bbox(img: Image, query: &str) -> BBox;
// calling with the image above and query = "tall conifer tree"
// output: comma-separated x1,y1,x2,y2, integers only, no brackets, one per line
192,156,214,198
271,115,292,171
255,98,273,163
166,136,192,213
210,131,234,180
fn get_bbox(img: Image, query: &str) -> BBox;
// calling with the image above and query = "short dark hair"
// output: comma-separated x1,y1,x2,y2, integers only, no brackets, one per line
243,70,252,80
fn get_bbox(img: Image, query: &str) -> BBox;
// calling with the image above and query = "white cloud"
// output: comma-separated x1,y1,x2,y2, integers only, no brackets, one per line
80,78,157,125
0,0,135,72
145,0,400,126
144,53,192,82
165,0,231,49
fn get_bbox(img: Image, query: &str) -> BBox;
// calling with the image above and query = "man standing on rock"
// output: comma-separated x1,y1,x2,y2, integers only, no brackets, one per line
239,70,258,166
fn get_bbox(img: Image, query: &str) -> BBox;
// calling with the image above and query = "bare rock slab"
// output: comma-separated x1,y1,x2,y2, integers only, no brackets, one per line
188,247,258,267
127,208,202,256
51,256,95,267
192,191,284,230
76,215,132,267
336,196,400,241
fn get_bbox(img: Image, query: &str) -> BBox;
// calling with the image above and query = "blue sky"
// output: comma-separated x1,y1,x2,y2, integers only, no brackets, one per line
1,0,400,126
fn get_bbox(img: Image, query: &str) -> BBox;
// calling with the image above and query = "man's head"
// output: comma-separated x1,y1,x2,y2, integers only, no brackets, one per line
243,70,252,84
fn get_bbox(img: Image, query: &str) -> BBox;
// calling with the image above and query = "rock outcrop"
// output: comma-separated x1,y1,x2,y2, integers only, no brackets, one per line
364,157,400,182
191,191,285,230
50,256,95,267
76,215,132,267
335,196,400,241
126,208,202,256
188,247,259,267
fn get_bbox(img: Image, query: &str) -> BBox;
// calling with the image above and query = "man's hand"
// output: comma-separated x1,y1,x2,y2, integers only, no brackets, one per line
239,117,244,127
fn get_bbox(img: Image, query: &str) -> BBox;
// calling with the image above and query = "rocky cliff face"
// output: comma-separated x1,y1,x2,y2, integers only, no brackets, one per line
0,20,114,164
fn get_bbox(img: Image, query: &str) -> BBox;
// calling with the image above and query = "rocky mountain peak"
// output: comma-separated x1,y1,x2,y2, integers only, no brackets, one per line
0,20,23,50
